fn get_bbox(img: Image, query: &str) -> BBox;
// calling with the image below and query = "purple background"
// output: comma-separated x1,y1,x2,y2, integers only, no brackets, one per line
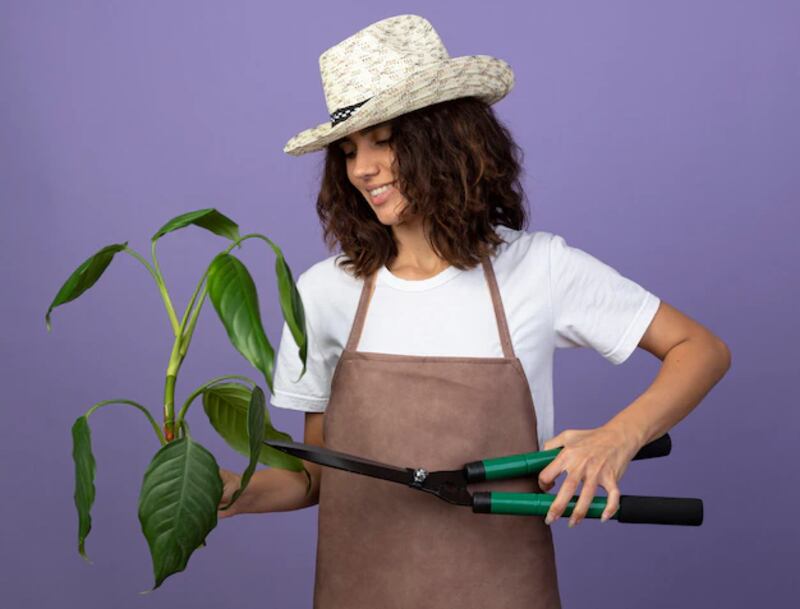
2,1,797,607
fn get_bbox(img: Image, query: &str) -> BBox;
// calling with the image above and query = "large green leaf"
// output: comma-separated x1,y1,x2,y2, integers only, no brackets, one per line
137,438,222,590
151,208,240,243
71,416,96,562
206,253,275,392
202,383,303,471
45,242,128,331
221,386,265,509
270,244,308,381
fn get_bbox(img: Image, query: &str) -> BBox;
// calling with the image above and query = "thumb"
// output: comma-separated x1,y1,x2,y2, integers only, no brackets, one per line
217,481,242,519
217,493,241,519
543,432,567,452
218,505,237,520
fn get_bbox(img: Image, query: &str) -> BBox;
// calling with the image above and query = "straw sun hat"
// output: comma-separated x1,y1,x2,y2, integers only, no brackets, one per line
283,14,515,156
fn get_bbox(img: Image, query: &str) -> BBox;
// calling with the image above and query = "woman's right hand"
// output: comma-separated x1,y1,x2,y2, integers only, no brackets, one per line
217,467,243,519
215,414,325,518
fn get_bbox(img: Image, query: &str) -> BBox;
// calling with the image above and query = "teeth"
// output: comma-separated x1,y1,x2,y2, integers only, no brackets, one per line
369,183,394,197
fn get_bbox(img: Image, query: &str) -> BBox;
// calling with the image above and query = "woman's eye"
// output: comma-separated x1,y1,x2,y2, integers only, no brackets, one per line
343,137,391,158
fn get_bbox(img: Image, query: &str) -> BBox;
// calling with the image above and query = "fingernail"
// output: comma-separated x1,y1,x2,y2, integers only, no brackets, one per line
601,514,609,523
545,513,554,525
568,518,576,528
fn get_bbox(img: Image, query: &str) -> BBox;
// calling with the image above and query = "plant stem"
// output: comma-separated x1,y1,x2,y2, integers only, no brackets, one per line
158,233,264,442
86,399,166,445
163,373,177,442
236,233,281,254
179,285,208,358
123,246,180,336
149,241,182,335
159,268,211,441
175,232,258,359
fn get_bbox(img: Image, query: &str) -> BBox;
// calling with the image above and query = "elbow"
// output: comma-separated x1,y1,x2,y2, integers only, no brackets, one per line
709,335,732,378
719,340,732,372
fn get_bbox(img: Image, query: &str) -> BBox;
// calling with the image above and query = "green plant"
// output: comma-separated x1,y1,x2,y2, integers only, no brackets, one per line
46,209,310,590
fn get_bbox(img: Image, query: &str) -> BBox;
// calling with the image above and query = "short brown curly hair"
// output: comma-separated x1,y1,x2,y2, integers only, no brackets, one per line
315,96,529,280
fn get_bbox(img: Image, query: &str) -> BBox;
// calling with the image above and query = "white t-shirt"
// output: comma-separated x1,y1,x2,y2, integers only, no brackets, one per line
269,225,661,448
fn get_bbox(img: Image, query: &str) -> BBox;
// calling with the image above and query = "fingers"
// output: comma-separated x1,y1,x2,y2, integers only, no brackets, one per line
601,475,621,522
217,495,233,518
540,429,588,488
539,478,555,492
217,491,241,519
543,471,621,527
216,471,243,520
542,431,567,452
218,503,239,519
538,427,629,527
537,453,564,492
544,471,579,525
567,476,598,527
543,428,591,451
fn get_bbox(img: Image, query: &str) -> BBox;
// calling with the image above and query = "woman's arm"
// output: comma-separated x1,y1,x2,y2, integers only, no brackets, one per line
537,300,732,527
217,412,325,518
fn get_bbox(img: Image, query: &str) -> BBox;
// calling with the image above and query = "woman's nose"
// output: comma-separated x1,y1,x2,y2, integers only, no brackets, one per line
352,150,380,178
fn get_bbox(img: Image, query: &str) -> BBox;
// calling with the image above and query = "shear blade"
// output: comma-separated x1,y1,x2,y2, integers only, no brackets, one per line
265,440,474,507
265,439,414,486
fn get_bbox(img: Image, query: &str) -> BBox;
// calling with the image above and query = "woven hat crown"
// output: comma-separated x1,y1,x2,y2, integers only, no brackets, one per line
283,14,514,155
319,15,448,116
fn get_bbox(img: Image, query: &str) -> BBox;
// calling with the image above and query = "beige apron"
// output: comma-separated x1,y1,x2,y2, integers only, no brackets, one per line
314,256,561,609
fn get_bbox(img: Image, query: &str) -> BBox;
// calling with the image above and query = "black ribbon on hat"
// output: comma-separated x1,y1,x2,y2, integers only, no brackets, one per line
330,97,372,127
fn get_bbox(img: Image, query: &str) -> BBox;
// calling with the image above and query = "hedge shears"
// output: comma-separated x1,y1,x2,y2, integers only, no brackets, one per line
265,433,703,526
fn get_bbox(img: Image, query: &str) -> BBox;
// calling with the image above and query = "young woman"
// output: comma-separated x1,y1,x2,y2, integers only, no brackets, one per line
217,14,731,608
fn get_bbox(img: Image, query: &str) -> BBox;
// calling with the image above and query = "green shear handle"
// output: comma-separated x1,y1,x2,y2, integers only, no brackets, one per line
472,493,703,526
465,434,703,526
464,433,672,482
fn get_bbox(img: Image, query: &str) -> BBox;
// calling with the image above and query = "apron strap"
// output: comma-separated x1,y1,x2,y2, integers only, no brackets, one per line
480,257,515,359
344,258,516,359
345,269,378,352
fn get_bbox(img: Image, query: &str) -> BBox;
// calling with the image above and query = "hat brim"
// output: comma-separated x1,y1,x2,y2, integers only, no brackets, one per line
283,55,514,156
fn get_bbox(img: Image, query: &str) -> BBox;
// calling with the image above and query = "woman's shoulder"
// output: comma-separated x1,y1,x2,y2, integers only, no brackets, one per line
492,224,555,263
294,253,363,317
297,253,359,289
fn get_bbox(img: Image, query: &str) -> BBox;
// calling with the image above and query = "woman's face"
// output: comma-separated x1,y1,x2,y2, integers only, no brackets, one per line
337,121,410,225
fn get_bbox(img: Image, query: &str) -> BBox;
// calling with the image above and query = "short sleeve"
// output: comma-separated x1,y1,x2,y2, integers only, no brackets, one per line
269,271,336,412
548,234,661,365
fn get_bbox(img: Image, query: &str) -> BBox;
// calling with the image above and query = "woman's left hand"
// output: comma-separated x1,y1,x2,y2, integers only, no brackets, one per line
537,424,643,527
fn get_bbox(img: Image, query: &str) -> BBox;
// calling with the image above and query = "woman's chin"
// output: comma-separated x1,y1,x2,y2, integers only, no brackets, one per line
374,214,401,227
372,201,410,226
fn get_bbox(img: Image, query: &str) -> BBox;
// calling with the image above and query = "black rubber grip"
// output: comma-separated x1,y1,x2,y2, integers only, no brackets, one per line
617,495,703,526
631,433,672,461
465,460,486,483
472,492,492,513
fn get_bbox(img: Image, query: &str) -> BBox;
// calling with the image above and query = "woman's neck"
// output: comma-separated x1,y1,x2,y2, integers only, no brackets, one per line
388,216,450,279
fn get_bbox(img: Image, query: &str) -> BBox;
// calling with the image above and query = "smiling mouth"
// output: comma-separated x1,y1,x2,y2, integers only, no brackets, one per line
367,181,395,197
368,182,396,205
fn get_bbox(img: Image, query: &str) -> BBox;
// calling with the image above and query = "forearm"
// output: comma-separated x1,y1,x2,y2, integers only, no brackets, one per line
234,463,322,514
605,335,731,450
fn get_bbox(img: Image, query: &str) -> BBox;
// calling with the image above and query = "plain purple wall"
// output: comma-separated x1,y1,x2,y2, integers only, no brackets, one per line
2,1,797,607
